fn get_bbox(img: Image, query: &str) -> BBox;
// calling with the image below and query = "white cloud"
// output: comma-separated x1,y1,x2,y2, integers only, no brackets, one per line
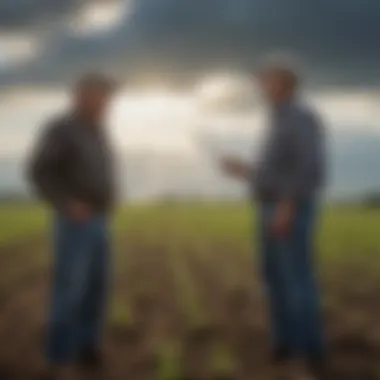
0,88,379,161
310,91,380,131
0,33,40,67
0,86,380,199
68,1,126,36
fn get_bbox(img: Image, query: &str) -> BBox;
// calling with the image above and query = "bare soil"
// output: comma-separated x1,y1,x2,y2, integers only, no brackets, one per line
0,240,380,380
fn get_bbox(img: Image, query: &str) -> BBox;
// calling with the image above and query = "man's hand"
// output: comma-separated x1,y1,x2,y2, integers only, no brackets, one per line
220,156,251,180
66,199,92,222
271,201,295,238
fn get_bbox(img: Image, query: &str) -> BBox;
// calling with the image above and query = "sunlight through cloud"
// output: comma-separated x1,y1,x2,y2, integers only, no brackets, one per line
69,1,127,36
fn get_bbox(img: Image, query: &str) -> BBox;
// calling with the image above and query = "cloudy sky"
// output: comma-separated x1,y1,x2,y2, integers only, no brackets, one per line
0,0,379,200
0,0,380,87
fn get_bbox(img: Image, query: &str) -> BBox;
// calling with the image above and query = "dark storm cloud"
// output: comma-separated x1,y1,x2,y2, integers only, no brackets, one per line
0,0,80,29
1,0,380,87
125,0,380,85
0,0,120,31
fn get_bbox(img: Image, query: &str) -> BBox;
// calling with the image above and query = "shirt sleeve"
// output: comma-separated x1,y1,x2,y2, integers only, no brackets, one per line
26,120,71,206
281,110,324,200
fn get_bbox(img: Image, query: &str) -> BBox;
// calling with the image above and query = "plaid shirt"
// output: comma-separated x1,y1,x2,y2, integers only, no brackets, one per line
254,102,325,201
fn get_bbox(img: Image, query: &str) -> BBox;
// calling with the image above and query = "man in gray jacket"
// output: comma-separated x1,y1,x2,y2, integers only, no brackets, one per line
28,74,116,379
222,60,326,378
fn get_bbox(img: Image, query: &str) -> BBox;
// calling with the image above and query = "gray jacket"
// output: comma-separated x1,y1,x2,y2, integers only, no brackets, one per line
27,114,115,212
254,102,325,202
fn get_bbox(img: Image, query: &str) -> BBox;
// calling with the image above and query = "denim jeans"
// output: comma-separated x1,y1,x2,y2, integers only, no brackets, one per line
46,214,109,365
258,200,324,358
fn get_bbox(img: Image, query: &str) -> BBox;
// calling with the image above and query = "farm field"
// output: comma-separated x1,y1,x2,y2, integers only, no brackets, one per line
0,203,380,379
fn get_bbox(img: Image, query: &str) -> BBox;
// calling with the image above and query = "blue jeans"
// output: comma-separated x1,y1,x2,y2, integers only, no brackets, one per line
258,200,324,358
46,214,109,365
